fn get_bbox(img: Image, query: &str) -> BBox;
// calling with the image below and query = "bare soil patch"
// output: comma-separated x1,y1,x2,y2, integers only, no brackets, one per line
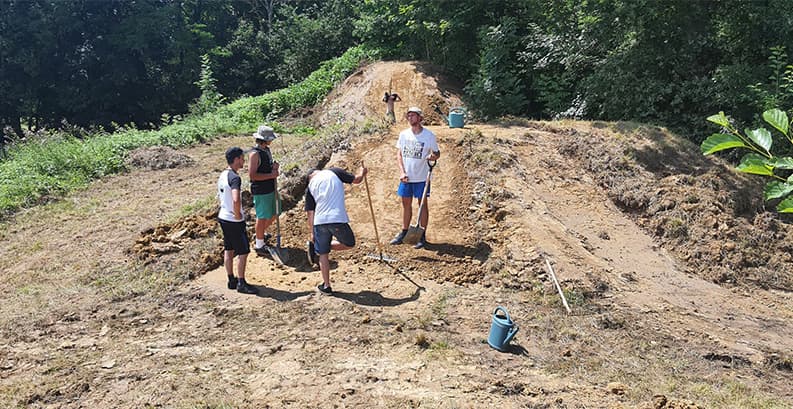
1,62,792,408
125,146,195,170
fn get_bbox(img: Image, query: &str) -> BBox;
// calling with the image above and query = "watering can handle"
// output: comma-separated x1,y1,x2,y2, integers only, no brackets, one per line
493,306,511,322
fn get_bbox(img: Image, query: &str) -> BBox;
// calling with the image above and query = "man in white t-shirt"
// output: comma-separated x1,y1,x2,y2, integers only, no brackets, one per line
390,106,441,249
305,165,368,294
217,147,257,295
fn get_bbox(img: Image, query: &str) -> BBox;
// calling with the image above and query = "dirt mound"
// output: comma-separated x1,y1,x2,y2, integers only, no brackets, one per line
84,61,793,407
125,146,194,170
553,121,793,291
130,205,223,276
316,60,465,127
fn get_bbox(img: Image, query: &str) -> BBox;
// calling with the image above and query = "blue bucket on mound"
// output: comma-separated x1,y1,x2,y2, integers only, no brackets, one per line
488,306,519,352
448,107,467,128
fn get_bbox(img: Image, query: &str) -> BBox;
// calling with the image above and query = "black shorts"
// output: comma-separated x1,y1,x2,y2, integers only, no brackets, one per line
218,219,250,255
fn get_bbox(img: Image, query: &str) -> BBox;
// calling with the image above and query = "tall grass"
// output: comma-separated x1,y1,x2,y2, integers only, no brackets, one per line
0,45,378,216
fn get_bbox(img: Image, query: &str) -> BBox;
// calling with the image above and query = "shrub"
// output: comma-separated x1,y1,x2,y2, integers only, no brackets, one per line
701,108,793,212
0,45,377,216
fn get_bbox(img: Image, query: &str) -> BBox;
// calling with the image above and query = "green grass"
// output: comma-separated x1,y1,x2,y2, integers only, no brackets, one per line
0,45,379,217
177,196,216,218
686,380,788,409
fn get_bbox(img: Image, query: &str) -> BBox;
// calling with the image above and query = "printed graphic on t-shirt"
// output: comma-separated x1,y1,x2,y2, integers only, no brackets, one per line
402,141,425,159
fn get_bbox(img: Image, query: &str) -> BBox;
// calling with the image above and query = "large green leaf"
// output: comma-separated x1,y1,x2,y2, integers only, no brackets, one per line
700,133,747,155
763,109,789,137
764,180,793,200
745,127,772,152
770,157,793,169
777,196,793,213
736,153,774,176
789,174,793,183
706,112,730,128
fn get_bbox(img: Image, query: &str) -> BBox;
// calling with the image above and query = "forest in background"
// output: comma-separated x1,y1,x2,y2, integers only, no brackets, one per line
2,0,793,142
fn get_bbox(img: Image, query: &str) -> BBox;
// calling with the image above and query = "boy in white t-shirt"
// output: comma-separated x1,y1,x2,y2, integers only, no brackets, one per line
305,165,368,294
390,107,441,249
217,147,257,295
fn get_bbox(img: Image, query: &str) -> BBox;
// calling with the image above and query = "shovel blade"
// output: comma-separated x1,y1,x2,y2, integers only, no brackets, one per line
266,246,285,266
403,226,424,245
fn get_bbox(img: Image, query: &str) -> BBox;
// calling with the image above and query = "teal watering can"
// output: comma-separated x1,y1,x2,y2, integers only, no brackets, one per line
487,306,518,351
448,107,467,128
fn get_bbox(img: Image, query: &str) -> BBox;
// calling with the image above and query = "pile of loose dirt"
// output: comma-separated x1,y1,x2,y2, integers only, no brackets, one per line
125,146,195,170
316,61,465,127
553,122,793,291
130,205,223,276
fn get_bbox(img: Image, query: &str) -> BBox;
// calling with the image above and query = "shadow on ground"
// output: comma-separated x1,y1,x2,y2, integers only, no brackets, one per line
332,287,423,307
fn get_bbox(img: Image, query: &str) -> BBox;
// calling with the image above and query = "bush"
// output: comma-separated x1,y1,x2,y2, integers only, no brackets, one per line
464,18,528,119
0,45,377,217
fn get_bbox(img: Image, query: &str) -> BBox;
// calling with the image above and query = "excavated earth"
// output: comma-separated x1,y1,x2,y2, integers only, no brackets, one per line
1,61,792,408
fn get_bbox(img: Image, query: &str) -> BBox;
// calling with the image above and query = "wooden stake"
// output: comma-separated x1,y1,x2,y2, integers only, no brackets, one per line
544,256,571,314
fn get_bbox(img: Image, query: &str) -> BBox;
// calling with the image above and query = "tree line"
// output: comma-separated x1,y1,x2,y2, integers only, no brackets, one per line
0,0,358,139
2,0,793,143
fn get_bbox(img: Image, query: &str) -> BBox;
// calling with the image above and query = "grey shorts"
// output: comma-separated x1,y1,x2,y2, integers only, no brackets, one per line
312,223,355,254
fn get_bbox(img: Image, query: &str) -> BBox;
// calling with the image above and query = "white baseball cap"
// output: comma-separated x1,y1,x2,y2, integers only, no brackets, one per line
407,106,423,116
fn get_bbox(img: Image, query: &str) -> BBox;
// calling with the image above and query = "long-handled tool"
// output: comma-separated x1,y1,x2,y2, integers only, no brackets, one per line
404,160,436,245
265,177,285,266
362,161,397,262
265,130,286,266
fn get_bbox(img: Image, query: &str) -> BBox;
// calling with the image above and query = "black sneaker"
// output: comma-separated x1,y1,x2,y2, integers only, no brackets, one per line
306,241,318,265
413,234,427,249
317,284,333,294
254,245,269,256
227,275,238,290
389,230,407,245
237,281,258,295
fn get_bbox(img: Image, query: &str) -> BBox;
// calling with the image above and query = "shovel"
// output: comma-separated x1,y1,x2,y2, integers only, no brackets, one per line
403,160,436,245
266,177,286,266
362,161,397,262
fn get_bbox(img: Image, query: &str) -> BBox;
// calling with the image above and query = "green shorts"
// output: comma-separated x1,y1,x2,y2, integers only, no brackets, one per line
253,192,279,220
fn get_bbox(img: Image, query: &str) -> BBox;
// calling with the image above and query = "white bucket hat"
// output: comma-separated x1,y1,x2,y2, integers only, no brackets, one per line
407,106,423,116
253,125,277,142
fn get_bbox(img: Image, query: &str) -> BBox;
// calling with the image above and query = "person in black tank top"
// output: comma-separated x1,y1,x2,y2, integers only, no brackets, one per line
249,125,280,252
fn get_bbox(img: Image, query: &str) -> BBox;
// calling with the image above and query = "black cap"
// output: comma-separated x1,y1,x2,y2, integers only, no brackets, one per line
225,146,244,164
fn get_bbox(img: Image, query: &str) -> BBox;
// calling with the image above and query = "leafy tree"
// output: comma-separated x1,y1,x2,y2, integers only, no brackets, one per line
215,19,279,97
269,0,360,85
702,109,793,212
748,46,793,112
464,17,528,119
190,54,225,115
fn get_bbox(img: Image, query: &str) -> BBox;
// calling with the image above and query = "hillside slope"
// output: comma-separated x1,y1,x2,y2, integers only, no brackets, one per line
0,61,791,408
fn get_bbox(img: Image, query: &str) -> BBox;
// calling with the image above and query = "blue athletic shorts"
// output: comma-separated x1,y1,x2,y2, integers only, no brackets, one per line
313,223,355,255
397,181,430,198
218,219,250,255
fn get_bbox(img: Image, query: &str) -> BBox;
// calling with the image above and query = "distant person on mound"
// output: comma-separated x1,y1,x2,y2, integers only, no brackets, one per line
305,165,368,294
383,92,401,123
249,125,280,255
390,106,440,249
217,147,258,294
